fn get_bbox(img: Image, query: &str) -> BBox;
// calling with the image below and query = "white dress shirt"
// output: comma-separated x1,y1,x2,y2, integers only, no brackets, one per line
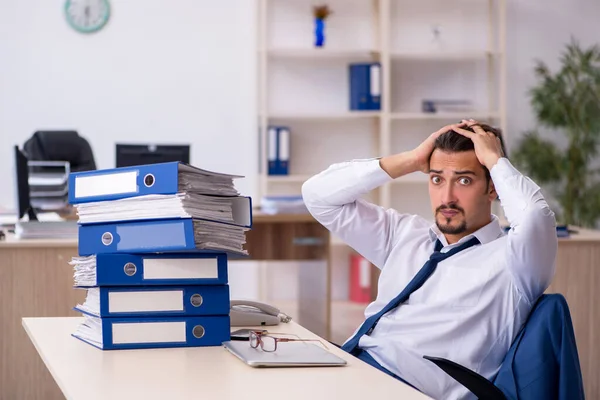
301,157,557,400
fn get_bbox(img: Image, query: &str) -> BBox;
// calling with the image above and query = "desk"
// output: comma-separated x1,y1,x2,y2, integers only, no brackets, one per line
546,227,600,399
0,212,331,400
6,222,600,399
22,317,430,400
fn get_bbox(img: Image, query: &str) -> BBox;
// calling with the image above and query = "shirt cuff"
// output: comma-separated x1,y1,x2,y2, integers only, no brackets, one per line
351,158,393,192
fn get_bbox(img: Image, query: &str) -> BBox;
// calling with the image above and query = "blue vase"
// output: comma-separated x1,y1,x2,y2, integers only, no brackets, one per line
314,18,325,47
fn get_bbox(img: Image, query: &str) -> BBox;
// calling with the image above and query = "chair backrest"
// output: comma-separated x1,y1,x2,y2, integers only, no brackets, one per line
493,293,585,400
425,294,584,400
23,130,96,172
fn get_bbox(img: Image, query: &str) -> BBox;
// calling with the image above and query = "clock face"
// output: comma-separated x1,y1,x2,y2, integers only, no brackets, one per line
64,0,110,33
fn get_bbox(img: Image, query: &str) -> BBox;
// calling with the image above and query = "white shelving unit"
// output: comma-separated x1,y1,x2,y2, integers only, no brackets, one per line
256,0,506,218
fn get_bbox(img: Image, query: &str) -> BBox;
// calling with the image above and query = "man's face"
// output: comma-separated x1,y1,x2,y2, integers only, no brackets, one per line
428,149,496,237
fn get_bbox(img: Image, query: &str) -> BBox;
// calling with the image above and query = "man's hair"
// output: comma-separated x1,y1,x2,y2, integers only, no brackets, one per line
431,123,507,183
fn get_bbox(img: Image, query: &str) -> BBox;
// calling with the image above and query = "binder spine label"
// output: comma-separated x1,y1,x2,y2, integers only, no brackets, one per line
112,321,187,344
143,258,219,280
115,221,187,251
370,64,381,97
108,290,184,313
75,171,139,199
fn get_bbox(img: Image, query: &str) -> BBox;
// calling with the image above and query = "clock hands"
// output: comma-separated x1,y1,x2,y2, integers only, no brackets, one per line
66,0,110,33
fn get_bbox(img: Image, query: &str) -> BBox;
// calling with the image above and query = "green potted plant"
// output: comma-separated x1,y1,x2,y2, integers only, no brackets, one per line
511,39,600,229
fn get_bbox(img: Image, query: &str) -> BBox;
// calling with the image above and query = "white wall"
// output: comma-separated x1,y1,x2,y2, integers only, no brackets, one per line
0,0,258,210
1,0,599,303
505,0,600,151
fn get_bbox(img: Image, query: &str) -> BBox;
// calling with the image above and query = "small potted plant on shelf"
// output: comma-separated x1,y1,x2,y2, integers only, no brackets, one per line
313,4,332,47
511,39,600,230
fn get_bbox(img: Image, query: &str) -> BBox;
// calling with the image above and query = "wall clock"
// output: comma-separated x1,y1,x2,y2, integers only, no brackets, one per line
64,0,111,34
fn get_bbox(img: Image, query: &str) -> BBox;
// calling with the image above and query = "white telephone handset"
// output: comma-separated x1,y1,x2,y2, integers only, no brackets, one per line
230,300,292,327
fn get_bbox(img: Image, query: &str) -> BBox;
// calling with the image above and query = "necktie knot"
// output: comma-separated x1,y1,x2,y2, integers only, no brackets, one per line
431,236,481,261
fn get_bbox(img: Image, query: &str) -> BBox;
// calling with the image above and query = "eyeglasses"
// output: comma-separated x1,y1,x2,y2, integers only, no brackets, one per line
248,330,329,352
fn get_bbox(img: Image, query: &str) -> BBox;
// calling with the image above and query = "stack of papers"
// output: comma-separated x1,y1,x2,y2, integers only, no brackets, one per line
74,287,102,316
72,314,103,348
192,218,248,255
75,193,251,226
15,221,78,239
70,255,97,287
29,162,70,212
260,195,308,215
177,165,240,196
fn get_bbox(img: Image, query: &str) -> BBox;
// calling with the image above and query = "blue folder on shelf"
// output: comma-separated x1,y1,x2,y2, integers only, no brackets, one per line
349,62,381,111
267,126,290,176
68,161,243,204
78,218,249,257
72,253,228,287
72,314,231,350
74,285,230,318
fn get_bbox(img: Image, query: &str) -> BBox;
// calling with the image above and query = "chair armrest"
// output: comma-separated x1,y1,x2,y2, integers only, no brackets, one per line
423,355,507,400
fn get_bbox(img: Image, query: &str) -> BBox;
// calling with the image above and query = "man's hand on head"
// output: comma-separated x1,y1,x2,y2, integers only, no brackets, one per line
379,120,482,179
453,119,504,170
410,121,468,173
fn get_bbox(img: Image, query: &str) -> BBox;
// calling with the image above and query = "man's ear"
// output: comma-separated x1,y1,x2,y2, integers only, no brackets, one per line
487,180,498,201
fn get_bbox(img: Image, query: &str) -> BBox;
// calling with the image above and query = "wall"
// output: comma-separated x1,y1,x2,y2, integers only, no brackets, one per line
506,0,600,148
0,0,258,210
1,0,599,304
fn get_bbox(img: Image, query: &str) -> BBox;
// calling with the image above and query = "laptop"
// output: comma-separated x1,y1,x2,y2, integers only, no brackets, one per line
223,340,347,367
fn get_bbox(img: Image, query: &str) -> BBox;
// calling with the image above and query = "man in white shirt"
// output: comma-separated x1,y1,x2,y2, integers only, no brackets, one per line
301,119,557,400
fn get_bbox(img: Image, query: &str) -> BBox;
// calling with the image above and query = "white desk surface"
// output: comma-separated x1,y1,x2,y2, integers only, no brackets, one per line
23,317,431,400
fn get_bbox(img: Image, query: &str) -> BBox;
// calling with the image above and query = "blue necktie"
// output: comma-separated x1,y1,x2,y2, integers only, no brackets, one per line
341,236,481,354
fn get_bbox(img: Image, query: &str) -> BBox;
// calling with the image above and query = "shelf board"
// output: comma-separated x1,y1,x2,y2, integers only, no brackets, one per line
266,174,428,185
266,175,312,184
266,112,381,121
391,50,501,61
391,111,500,121
264,48,380,60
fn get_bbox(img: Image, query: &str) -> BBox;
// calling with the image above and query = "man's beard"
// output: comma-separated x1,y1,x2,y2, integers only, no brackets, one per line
435,204,467,235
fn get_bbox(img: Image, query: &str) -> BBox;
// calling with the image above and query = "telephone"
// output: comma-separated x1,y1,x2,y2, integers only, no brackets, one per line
230,300,292,327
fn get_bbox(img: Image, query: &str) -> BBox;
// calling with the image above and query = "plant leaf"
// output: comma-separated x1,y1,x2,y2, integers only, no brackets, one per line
510,130,563,184
573,181,600,227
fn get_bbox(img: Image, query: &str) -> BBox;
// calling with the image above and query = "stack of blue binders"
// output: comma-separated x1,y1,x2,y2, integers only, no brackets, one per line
67,161,252,350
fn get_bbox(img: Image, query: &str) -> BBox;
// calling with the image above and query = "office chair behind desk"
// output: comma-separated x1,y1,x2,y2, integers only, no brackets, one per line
424,294,585,400
23,130,96,172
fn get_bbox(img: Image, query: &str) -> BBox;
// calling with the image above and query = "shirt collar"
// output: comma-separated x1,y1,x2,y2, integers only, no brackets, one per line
428,214,504,248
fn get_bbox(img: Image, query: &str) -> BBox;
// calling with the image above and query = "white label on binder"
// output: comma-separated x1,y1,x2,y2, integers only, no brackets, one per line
108,290,184,313
143,258,219,280
75,171,138,199
268,127,277,161
279,128,290,161
112,321,186,344
370,64,381,96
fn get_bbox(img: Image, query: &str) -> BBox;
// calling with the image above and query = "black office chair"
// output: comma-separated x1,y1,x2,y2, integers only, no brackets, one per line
424,294,585,400
23,130,96,172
